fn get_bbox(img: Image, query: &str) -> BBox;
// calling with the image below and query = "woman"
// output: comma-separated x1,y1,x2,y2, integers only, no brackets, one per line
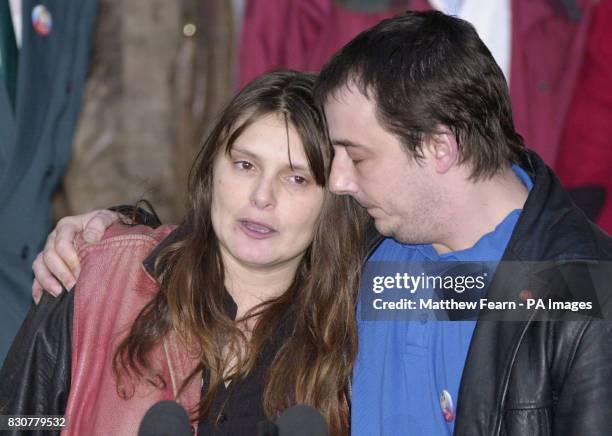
0,70,367,435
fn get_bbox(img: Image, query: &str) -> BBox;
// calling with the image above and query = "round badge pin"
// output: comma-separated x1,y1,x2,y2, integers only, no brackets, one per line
440,389,455,423
32,4,53,37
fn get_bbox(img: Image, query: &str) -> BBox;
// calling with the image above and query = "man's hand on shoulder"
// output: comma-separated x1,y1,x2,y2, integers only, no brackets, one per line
31,209,119,304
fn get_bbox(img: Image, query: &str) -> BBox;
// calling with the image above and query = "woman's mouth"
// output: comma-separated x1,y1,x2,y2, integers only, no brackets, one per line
238,220,278,240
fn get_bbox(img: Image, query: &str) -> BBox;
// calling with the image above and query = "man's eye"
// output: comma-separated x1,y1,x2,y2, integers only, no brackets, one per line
235,161,253,170
347,152,363,166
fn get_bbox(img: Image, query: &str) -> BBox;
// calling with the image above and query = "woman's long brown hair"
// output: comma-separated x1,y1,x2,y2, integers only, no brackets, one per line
113,70,367,435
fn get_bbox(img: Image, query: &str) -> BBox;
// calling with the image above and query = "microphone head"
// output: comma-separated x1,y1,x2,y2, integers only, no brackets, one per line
138,400,192,436
276,405,328,436
257,419,280,436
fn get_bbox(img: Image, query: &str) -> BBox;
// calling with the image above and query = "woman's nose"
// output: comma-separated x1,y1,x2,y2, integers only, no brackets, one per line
250,176,276,209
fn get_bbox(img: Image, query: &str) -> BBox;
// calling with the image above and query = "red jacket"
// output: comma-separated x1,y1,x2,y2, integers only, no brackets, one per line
556,0,612,234
64,224,201,435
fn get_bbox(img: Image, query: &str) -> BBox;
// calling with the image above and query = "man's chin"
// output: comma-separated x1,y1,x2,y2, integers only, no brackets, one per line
374,220,418,244
373,219,395,238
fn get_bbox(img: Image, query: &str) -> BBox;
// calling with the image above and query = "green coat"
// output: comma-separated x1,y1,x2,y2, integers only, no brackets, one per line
0,0,97,363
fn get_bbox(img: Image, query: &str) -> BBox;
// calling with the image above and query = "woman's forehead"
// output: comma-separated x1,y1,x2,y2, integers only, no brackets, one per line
229,114,311,167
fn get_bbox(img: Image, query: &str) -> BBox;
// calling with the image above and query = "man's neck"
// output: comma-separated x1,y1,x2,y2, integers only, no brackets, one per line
433,166,528,254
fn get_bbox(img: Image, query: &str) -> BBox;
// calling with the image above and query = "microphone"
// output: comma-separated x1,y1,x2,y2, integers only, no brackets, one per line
257,419,280,436
138,400,192,436
257,405,328,436
277,405,328,436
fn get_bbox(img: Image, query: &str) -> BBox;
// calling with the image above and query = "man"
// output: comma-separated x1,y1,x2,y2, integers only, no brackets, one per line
0,0,97,363
27,11,612,436
312,11,612,435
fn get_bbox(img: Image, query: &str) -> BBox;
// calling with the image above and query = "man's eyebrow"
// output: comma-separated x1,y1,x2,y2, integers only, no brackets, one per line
331,139,366,149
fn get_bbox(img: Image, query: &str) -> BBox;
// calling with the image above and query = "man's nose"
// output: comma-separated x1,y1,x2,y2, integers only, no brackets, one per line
329,153,359,196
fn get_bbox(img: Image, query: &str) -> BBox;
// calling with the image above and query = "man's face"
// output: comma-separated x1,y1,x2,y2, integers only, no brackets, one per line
324,86,443,244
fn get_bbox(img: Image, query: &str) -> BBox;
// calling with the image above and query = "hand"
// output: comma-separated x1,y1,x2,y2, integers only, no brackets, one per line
32,209,119,304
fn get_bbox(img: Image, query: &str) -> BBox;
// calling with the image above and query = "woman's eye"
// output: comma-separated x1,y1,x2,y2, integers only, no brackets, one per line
235,161,253,171
290,175,308,185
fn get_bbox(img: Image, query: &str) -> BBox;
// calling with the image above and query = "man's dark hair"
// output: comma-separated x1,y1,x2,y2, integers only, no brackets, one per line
313,11,525,180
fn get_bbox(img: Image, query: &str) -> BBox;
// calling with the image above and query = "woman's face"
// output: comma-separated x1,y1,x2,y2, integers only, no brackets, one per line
211,113,325,272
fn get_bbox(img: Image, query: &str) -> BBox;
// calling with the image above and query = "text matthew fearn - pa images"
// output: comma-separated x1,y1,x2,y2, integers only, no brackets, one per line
372,297,593,311
369,273,593,313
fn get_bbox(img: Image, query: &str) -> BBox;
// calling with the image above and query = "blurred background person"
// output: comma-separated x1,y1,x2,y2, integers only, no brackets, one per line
0,0,97,363
556,0,612,232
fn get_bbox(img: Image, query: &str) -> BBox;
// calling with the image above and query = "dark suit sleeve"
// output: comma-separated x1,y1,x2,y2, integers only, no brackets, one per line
553,320,612,435
0,290,73,433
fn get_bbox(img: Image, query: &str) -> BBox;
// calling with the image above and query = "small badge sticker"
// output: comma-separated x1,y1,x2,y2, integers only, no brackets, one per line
32,5,52,37
440,389,455,423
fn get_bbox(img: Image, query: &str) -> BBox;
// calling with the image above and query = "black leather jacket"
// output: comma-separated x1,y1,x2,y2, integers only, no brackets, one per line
363,151,612,436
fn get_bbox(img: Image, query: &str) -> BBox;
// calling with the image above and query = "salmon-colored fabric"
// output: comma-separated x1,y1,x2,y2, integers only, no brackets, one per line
62,224,201,436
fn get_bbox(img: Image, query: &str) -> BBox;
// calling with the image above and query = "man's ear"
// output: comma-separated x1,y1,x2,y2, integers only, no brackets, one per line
427,125,459,174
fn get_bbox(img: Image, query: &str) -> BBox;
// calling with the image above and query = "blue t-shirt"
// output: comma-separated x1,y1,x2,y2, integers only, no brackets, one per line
352,166,533,436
